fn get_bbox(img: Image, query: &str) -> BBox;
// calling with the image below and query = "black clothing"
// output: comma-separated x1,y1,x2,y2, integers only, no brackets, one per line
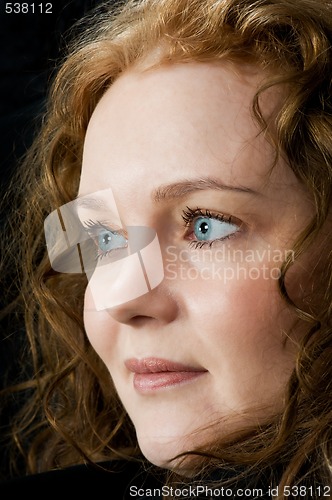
0,460,276,499
0,460,165,499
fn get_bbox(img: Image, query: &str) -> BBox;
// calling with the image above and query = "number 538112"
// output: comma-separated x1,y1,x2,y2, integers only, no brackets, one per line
5,3,53,14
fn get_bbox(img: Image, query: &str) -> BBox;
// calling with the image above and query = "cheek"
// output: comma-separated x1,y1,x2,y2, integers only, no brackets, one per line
186,263,288,325
182,262,296,358
83,286,118,364
184,272,297,408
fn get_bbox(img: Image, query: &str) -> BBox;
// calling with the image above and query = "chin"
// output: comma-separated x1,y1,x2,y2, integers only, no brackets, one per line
137,435,183,469
136,428,210,473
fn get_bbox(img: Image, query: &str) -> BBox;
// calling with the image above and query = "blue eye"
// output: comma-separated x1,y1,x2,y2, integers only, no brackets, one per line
97,229,127,254
182,208,240,248
193,216,238,242
82,220,128,260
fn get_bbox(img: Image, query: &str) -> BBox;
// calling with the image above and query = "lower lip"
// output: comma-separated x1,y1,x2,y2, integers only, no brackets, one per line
133,371,206,392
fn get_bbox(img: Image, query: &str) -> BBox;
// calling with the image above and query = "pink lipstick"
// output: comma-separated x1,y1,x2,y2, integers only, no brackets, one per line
125,357,207,392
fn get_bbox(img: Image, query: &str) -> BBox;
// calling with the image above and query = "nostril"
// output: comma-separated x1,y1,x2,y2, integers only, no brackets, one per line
130,315,157,327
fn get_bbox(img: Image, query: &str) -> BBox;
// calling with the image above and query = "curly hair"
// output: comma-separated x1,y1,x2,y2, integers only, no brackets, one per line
1,0,331,496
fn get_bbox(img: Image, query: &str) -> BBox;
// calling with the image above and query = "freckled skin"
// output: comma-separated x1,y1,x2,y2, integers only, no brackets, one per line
79,61,313,470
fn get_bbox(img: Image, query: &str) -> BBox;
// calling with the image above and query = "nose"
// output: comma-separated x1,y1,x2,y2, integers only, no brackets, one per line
106,280,179,325
85,227,179,325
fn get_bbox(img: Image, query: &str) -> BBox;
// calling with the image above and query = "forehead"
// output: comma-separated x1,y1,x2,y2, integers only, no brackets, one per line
79,61,294,199
86,61,267,135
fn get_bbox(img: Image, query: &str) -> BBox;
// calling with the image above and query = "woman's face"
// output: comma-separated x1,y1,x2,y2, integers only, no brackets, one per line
79,61,313,469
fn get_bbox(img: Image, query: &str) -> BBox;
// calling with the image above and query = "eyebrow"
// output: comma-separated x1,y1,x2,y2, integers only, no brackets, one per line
75,176,259,211
152,177,259,202
75,197,109,210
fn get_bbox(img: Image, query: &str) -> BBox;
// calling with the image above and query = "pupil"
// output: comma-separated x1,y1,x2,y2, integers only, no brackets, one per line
199,221,209,234
103,233,111,245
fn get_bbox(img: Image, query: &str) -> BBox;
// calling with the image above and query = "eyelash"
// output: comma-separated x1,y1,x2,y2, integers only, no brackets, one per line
181,206,240,249
83,219,109,230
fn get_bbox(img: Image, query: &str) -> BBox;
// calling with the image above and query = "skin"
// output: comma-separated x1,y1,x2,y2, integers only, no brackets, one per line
78,61,314,470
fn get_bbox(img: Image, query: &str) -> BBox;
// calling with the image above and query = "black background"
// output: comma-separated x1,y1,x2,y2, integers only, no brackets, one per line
0,0,118,480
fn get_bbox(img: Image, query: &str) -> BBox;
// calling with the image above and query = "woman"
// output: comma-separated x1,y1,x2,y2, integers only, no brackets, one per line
1,0,331,497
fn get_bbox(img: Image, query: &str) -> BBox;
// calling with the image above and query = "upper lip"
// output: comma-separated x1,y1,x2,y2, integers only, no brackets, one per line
124,357,207,374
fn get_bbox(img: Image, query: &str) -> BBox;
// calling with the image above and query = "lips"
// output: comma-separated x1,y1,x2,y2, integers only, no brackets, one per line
124,357,207,392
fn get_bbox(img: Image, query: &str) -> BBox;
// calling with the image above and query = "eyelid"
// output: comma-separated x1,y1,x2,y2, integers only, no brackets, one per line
82,219,127,237
182,206,242,227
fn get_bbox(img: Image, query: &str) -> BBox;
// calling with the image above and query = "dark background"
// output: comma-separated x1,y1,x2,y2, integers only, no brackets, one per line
0,0,108,197
0,0,117,479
